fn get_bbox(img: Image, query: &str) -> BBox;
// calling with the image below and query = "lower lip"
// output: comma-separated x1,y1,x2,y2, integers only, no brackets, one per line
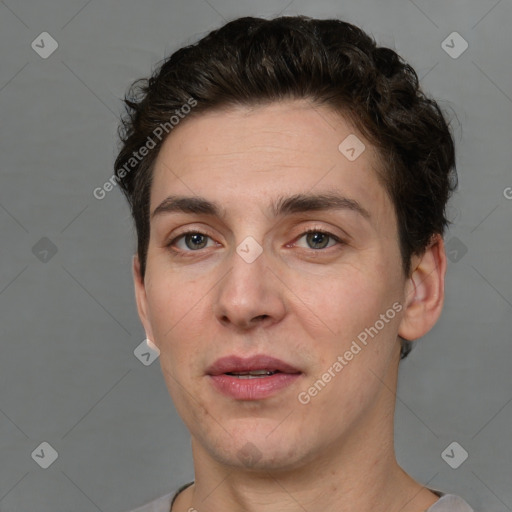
208,373,302,400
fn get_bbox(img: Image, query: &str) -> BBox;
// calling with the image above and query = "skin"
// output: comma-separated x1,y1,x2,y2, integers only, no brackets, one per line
132,100,447,512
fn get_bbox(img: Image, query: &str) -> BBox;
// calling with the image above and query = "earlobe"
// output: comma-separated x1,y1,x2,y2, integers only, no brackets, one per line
398,234,447,342
132,254,155,342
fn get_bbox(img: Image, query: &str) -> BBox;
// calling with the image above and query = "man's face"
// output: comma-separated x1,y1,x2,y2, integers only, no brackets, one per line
134,100,413,470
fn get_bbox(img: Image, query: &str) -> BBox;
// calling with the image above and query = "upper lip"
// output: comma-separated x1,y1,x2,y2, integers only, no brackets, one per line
206,355,301,376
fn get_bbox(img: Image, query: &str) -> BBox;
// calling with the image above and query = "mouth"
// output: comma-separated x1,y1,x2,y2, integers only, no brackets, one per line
206,355,302,400
225,369,282,379
206,354,302,376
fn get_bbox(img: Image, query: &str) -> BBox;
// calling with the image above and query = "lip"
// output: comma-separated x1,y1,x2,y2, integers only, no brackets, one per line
206,355,302,401
206,354,301,376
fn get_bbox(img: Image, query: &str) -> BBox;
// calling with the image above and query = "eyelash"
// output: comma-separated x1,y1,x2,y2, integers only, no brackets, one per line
165,227,345,257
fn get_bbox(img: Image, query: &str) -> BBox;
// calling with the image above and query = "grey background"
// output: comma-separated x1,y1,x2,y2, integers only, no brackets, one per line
0,0,511,511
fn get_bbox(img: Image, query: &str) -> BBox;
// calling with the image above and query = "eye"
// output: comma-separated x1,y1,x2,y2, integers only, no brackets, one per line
167,231,216,252
295,229,343,250
165,228,344,257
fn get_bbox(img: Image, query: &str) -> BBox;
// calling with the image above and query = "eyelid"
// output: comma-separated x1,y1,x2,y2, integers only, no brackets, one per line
164,228,217,250
164,223,348,254
292,228,344,244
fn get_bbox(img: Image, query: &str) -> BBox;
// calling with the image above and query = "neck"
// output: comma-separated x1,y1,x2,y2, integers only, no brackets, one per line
174,405,438,512
173,353,438,512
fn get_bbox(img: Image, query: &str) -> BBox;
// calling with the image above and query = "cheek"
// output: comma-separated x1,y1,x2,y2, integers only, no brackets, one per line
302,270,399,380
146,262,195,313
294,267,385,339
146,273,217,378
145,275,201,352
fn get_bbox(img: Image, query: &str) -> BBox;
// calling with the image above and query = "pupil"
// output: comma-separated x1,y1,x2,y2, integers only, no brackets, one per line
308,232,328,249
186,233,207,250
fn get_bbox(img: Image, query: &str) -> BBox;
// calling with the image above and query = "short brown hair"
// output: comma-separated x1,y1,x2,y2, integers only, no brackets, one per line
114,15,458,358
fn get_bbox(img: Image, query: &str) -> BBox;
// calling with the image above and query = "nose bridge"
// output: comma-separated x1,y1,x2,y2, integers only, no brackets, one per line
213,235,285,328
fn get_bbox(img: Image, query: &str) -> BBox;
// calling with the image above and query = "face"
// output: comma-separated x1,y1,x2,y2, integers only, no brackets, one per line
133,100,438,472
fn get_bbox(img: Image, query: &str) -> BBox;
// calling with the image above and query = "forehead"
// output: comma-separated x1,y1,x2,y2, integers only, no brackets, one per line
150,100,392,225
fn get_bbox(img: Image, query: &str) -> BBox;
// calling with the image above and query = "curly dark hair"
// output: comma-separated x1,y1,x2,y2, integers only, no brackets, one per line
114,15,457,359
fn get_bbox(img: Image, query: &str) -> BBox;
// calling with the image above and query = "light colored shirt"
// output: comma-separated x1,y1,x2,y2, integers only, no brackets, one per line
126,483,476,512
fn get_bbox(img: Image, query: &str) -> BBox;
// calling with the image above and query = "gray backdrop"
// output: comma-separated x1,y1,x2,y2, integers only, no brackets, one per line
0,0,511,511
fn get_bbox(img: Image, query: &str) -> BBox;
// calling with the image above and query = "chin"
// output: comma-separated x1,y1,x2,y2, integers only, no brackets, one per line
223,444,306,472
207,422,310,472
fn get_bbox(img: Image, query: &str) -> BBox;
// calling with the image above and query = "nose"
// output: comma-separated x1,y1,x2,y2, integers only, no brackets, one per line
212,242,287,331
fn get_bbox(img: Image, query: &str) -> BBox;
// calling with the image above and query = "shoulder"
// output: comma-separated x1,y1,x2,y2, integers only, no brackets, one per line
427,493,476,512
125,492,173,512
124,482,194,512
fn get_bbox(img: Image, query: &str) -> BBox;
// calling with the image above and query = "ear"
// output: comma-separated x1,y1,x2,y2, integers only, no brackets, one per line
398,234,447,342
132,254,155,343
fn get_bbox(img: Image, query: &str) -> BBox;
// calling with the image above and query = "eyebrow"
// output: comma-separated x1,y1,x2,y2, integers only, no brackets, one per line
151,192,371,221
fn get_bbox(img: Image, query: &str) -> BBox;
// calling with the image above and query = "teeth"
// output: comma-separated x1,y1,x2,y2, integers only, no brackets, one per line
227,370,278,378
